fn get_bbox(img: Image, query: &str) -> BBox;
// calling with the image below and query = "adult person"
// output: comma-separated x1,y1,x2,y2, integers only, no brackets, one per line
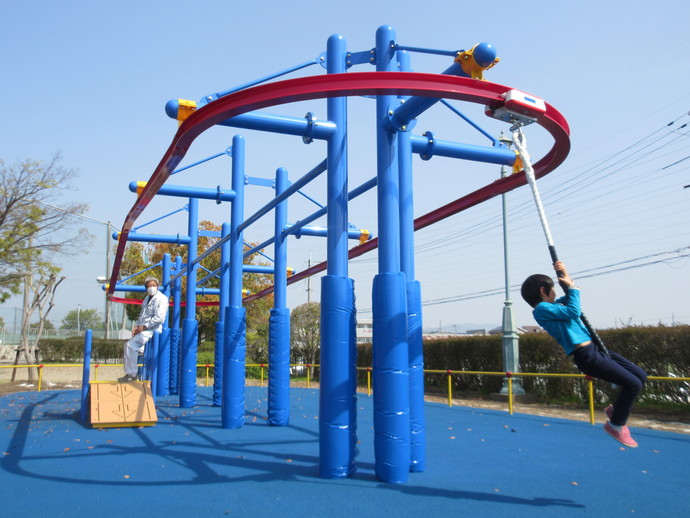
118,276,169,382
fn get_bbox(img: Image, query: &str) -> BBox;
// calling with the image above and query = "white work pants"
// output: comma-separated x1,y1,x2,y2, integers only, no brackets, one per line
124,330,154,376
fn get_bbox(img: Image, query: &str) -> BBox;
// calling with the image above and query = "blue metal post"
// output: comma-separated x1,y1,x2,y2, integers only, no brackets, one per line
157,253,171,397
180,197,199,408
320,32,357,479
398,49,426,473
223,135,246,429
170,255,182,394
80,329,92,424
214,222,231,406
268,167,290,426
372,24,410,484
146,333,159,397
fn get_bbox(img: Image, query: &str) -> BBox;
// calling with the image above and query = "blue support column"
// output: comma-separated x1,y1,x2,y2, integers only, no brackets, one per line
214,222,231,406
223,135,246,428
157,253,171,397
146,333,159,397
372,24,410,484
180,197,199,408
170,255,182,394
398,51,426,473
319,32,357,479
80,329,92,424
268,167,290,425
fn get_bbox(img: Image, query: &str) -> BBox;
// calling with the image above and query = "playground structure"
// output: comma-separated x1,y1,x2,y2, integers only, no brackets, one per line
103,25,570,484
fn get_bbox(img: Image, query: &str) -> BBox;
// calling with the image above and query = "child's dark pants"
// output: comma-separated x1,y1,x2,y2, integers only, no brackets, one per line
572,345,647,426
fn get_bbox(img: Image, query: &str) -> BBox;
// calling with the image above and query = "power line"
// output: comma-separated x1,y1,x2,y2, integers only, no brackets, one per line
420,246,690,307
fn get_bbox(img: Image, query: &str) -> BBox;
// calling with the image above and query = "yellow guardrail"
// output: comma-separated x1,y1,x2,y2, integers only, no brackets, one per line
2,363,688,425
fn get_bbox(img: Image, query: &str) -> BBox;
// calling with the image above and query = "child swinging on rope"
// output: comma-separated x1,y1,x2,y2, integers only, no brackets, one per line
521,261,647,448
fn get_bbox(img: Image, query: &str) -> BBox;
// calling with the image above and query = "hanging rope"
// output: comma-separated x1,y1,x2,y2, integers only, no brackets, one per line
512,126,610,357
512,128,557,258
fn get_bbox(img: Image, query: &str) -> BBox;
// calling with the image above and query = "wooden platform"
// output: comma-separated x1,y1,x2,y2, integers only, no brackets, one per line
90,381,157,428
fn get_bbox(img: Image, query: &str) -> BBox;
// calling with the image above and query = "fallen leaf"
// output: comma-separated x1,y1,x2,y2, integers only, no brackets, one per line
571,482,578,486
123,475,130,479
449,436,456,440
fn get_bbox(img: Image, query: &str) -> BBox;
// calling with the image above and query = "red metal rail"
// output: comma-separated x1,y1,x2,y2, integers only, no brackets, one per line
108,72,570,297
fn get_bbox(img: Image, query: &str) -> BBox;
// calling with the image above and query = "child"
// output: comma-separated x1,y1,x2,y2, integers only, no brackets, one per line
521,261,647,447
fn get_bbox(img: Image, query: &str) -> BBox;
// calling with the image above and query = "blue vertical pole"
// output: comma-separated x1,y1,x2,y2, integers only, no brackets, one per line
147,333,159,397
320,32,357,479
214,222,231,406
398,49,426,473
268,167,290,425
157,253,171,397
223,135,246,428
170,255,182,394
372,24,410,484
80,329,92,424
180,196,199,408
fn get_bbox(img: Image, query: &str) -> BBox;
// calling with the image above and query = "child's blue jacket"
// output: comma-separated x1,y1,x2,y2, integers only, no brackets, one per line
533,288,592,355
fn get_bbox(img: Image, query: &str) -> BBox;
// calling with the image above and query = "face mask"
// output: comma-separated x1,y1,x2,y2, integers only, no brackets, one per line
146,286,158,297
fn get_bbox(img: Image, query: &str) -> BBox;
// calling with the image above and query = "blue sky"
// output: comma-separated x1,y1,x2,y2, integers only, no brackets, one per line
1,0,689,332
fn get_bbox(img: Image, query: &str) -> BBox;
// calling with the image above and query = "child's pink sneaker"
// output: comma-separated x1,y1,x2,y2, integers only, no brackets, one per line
604,422,638,448
604,405,613,420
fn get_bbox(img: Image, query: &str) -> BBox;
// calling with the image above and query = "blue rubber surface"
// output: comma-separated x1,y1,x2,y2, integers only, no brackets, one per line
1,386,688,517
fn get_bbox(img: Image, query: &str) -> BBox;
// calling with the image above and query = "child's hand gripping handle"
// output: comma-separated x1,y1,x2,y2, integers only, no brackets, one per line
549,246,570,291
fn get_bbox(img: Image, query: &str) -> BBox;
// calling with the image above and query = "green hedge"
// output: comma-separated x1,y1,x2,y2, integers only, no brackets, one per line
38,325,690,406
357,325,690,405
37,337,126,363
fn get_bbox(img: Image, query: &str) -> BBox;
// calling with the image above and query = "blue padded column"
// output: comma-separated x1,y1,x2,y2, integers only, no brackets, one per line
319,275,357,478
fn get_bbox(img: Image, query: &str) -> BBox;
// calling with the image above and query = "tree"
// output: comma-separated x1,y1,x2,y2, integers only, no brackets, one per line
61,308,104,331
30,320,54,331
19,267,64,380
0,155,91,302
117,221,274,352
118,242,150,323
290,302,321,378
0,155,92,380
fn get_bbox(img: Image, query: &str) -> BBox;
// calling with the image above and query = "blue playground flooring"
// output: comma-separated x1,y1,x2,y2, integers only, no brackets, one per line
1,386,688,517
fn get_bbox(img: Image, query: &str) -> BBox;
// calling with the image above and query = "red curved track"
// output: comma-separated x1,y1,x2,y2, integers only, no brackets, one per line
108,72,570,297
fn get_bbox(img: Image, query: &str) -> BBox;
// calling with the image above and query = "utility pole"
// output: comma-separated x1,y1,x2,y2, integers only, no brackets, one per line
498,133,525,395
306,251,312,303
104,221,112,338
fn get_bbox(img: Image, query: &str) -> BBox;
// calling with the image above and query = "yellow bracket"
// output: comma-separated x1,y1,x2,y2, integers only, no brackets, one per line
177,99,197,126
358,229,371,245
512,151,524,174
455,45,500,81
136,181,147,196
